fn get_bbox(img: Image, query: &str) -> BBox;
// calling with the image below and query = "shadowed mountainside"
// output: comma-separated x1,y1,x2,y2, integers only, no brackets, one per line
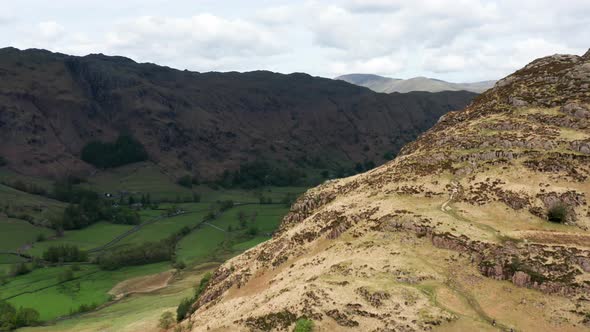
0,48,475,181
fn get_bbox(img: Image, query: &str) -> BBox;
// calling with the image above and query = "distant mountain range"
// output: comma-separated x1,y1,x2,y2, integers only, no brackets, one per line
336,73,496,93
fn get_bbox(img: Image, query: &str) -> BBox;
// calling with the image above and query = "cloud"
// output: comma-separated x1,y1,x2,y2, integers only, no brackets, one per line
38,21,64,40
2,0,588,82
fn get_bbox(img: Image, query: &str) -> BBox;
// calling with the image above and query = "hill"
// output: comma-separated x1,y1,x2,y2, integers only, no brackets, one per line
0,48,475,182
185,51,590,331
337,73,496,94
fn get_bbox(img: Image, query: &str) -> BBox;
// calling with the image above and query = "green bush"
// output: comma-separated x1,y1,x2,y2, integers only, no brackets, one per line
36,233,47,242
81,134,148,169
294,318,314,332
159,311,175,329
547,203,568,223
177,175,193,188
0,300,39,330
43,245,88,263
9,263,31,277
0,156,6,166
176,297,192,322
176,272,212,322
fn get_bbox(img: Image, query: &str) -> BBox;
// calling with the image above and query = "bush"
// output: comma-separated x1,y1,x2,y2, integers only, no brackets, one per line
294,318,314,332
548,203,569,223
176,297,192,322
0,301,40,330
97,241,172,270
176,272,212,322
159,311,175,329
177,175,193,188
9,263,30,277
58,268,75,282
43,245,88,263
0,156,6,166
81,134,148,169
36,233,47,242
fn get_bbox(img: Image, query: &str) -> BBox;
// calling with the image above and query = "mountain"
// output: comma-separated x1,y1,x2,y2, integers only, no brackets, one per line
0,47,475,181
337,73,496,94
185,51,590,331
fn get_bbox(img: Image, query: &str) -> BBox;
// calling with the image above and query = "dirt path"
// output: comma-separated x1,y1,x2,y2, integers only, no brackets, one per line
108,270,174,300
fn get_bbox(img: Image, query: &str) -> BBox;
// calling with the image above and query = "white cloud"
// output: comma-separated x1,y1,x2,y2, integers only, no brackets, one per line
38,21,64,40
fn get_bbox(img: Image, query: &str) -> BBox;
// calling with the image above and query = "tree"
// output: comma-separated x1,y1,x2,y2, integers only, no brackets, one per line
177,175,193,188
159,311,175,329
238,211,247,229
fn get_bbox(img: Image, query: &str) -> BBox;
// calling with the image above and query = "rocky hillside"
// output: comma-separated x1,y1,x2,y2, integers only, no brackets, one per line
183,50,590,331
336,74,496,94
0,48,475,180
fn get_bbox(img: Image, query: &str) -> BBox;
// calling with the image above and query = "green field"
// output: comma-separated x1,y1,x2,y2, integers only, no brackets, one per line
176,204,289,264
3,263,169,321
118,210,209,245
26,222,134,256
0,183,65,222
0,217,53,251
21,264,216,332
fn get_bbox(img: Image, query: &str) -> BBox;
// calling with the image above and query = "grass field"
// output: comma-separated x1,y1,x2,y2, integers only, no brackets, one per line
26,222,135,256
118,210,209,246
3,263,169,321
21,264,216,332
0,183,65,221
0,216,53,251
176,204,289,264
79,162,194,201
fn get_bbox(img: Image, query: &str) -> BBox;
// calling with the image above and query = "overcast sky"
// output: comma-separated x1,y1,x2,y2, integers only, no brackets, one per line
1,0,588,82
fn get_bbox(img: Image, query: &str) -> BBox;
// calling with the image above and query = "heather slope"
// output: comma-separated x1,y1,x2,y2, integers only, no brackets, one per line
184,51,590,331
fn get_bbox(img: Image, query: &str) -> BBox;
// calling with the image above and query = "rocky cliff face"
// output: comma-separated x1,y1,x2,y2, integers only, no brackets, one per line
183,50,590,331
0,48,475,179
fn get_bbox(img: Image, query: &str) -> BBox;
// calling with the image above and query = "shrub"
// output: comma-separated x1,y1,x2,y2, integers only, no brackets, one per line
0,156,6,166
159,311,175,329
36,233,47,242
173,261,186,270
175,272,212,323
294,318,314,332
9,263,31,277
0,301,40,330
247,225,259,236
547,203,569,223
176,297,192,322
177,175,193,188
97,241,172,270
43,245,88,263
58,268,75,282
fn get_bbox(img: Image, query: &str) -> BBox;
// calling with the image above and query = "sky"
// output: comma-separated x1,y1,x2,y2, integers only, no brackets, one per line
0,0,588,82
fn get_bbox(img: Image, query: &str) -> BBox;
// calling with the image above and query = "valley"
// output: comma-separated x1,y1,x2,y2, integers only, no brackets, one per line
0,161,302,330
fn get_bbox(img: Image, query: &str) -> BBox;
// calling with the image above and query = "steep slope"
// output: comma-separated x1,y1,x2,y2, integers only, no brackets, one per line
0,48,475,180
337,74,496,94
185,51,590,331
